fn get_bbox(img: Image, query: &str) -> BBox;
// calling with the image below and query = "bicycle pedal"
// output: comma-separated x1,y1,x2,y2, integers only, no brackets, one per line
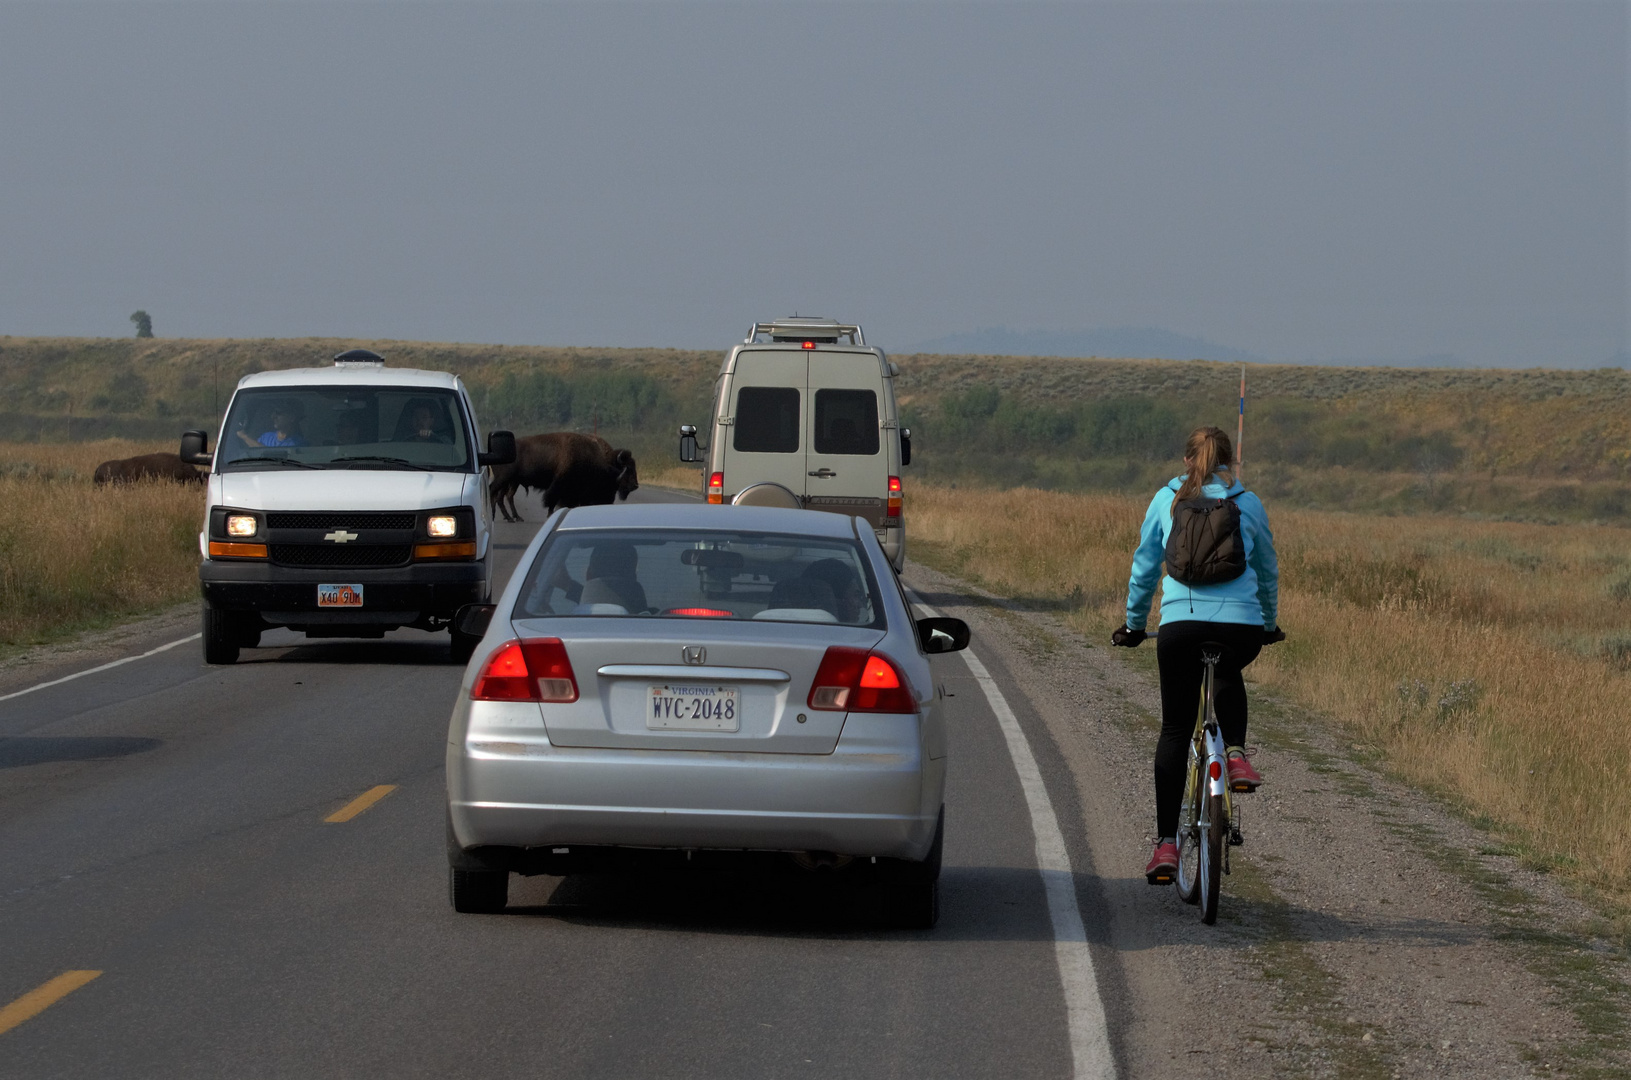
1229,828,1245,847
1230,782,1257,793
1146,872,1174,886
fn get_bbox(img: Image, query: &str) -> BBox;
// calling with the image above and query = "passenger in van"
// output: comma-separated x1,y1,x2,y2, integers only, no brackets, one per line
800,559,866,622
236,402,306,448
398,400,451,444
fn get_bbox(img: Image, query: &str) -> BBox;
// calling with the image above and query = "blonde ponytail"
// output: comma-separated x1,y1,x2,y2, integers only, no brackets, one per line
1176,426,1234,501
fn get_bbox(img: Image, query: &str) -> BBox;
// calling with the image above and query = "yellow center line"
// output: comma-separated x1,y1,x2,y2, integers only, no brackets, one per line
325,784,398,823
0,971,102,1037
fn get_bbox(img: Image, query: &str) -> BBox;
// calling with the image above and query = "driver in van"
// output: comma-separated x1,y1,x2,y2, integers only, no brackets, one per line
236,402,306,448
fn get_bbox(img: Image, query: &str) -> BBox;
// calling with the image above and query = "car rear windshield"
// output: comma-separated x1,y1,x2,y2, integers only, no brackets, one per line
733,387,800,453
813,389,879,455
215,387,472,471
514,529,885,627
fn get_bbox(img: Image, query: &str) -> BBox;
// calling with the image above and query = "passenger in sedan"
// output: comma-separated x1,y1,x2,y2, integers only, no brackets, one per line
557,542,649,613
801,559,867,622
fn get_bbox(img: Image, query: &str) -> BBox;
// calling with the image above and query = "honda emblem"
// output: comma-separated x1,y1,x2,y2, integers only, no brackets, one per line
682,645,706,666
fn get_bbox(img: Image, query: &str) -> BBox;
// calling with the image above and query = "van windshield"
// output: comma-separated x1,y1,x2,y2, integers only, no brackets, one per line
515,529,885,627
216,387,473,471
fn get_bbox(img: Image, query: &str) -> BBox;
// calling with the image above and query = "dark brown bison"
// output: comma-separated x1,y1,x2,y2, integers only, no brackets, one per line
489,433,638,522
93,452,205,486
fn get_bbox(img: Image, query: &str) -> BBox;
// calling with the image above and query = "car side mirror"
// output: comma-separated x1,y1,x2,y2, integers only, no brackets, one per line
479,430,516,467
900,428,912,467
454,603,496,640
916,616,969,654
180,429,212,466
678,424,704,463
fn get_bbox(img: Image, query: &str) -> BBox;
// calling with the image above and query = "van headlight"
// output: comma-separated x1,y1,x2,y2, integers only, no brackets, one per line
226,514,258,537
427,515,458,538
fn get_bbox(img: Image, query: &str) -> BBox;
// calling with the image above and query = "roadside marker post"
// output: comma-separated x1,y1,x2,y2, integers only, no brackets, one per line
1237,365,1246,480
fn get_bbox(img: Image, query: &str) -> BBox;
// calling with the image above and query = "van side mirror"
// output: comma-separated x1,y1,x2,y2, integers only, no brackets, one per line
679,424,704,463
916,616,969,654
479,430,516,467
180,429,212,466
900,428,912,467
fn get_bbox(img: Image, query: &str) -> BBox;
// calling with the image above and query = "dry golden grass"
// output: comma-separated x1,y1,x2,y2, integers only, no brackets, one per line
908,481,1631,902
2,440,203,648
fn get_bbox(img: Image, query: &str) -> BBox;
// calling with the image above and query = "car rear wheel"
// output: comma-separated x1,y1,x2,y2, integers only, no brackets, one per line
202,605,241,665
449,867,508,913
875,806,943,929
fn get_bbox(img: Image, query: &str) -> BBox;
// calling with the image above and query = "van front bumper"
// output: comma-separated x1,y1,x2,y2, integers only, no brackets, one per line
200,559,488,625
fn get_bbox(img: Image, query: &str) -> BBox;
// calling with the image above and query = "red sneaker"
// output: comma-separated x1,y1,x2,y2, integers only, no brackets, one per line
1145,840,1179,884
1227,747,1263,792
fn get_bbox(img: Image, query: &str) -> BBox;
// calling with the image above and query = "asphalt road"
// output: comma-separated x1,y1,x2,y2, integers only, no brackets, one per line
0,488,1106,1079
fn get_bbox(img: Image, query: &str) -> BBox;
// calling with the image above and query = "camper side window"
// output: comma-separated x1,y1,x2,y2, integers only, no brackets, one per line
734,387,800,453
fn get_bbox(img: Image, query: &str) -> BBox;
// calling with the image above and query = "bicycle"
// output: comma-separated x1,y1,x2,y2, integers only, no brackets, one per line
1112,626,1283,924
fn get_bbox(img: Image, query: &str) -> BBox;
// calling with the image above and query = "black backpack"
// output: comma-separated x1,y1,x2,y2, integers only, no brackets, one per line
1164,489,1246,586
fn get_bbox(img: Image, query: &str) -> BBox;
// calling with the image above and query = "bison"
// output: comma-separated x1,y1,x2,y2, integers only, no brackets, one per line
488,432,638,522
93,452,205,486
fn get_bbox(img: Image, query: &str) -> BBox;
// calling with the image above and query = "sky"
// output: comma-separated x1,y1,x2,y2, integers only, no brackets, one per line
0,1,1625,367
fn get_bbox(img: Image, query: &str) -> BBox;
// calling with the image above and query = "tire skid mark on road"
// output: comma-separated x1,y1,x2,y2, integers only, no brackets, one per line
325,784,398,823
0,635,201,706
910,590,1115,1080
0,971,101,1037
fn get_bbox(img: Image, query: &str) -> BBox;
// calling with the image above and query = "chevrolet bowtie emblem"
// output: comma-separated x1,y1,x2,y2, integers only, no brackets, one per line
682,645,706,666
324,530,359,543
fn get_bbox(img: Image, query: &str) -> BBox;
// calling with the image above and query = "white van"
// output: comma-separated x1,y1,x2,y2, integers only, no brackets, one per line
679,318,911,570
180,349,516,665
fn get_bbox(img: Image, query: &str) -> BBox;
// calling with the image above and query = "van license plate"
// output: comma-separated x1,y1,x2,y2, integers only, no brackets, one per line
648,685,739,731
318,584,364,608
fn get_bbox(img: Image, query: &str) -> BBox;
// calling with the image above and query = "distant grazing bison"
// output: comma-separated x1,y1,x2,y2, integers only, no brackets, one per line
489,433,638,522
93,452,205,486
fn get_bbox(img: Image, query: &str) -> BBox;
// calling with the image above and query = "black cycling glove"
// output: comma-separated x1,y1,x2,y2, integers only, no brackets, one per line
1262,627,1286,645
1111,626,1147,647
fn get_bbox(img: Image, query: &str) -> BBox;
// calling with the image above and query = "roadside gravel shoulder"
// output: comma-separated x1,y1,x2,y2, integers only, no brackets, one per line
902,559,1628,1079
0,601,198,698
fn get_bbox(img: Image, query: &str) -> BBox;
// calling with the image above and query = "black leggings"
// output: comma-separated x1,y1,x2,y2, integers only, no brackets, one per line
1153,621,1263,838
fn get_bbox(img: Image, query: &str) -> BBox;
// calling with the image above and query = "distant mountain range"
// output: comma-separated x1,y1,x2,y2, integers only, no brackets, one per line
905,326,1628,369
906,326,1264,364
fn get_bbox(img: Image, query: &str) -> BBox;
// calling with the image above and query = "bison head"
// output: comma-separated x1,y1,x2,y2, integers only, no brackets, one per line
613,449,639,500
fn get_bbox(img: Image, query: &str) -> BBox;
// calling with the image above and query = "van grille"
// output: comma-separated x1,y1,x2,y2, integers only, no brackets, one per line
270,545,413,568
266,511,417,530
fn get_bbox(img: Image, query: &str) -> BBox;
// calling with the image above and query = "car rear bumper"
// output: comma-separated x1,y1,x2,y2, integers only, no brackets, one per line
447,713,943,862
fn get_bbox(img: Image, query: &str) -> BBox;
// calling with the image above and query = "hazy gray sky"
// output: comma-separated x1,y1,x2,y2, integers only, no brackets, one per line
1,1,1625,366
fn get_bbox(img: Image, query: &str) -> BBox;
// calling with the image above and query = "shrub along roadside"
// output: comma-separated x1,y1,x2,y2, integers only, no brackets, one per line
906,480,1631,915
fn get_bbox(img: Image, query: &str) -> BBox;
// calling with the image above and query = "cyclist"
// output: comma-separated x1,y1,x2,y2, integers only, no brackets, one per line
1111,426,1280,884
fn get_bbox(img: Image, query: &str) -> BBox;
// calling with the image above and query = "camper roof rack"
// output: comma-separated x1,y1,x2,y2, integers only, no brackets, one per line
746,317,865,346
333,349,386,367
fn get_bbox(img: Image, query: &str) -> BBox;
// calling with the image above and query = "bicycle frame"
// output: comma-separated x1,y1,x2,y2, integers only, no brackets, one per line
1178,650,1233,841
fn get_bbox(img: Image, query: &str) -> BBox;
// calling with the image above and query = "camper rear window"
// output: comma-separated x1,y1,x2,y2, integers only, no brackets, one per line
813,389,879,455
734,387,800,453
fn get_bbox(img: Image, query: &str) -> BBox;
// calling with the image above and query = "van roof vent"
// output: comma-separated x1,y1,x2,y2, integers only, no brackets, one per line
333,349,386,367
747,317,864,347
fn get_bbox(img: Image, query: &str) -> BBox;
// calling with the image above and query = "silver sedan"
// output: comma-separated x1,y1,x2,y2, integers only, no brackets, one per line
444,503,969,927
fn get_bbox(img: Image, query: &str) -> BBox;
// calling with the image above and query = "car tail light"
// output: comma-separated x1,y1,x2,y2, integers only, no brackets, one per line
801,341,816,350
807,646,916,713
886,475,902,519
471,638,579,702
666,607,734,618
708,472,724,504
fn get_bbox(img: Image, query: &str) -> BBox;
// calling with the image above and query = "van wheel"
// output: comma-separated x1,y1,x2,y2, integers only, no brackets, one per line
202,606,241,665
449,867,508,913
449,626,479,664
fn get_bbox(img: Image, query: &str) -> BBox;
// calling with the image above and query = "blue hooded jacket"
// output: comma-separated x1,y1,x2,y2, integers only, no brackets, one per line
1125,474,1278,631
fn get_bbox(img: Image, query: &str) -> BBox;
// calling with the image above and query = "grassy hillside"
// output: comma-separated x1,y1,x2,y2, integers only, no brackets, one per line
3,336,1626,522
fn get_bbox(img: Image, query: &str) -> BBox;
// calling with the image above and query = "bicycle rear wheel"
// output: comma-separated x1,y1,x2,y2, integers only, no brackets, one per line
1199,792,1224,924
1174,780,1203,905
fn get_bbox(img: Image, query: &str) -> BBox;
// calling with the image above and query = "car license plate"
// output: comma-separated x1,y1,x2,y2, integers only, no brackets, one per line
648,685,739,731
318,584,364,608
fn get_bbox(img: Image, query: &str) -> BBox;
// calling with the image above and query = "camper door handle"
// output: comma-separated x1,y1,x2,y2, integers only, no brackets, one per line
808,469,837,478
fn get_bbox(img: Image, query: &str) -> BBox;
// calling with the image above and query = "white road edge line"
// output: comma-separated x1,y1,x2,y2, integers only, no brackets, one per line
911,592,1115,1080
0,634,202,705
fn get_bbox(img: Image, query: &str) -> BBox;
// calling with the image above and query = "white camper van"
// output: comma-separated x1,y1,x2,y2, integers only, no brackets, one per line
180,349,516,665
679,318,910,570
